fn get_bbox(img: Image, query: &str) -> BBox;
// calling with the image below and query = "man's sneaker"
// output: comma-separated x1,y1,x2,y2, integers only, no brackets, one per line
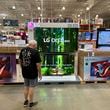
24,100,28,107
29,102,34,108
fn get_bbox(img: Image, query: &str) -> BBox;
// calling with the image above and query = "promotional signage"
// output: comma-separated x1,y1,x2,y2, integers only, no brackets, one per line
84,57,110,81
0,54,16,83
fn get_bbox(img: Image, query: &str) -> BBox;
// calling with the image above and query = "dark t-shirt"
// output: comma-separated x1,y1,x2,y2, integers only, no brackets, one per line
19,47,41,79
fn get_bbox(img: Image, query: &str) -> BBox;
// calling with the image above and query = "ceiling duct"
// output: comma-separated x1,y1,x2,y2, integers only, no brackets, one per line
76,0,88,2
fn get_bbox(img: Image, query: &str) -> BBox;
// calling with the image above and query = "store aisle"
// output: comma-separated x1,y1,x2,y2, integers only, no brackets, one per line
0,83,110,110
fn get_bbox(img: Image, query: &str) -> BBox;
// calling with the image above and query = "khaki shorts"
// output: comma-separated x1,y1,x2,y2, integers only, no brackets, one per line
24,78,38,87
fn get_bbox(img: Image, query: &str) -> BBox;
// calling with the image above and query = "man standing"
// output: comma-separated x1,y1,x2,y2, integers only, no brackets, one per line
19,40,42,108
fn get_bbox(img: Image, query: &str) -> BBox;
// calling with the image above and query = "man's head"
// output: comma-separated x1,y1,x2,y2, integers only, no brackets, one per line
28,40,37,49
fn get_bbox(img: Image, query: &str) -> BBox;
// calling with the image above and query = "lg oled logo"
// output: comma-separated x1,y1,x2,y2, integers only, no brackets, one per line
43,38,70,43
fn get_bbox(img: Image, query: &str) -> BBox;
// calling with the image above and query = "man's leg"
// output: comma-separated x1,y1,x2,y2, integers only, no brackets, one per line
28,78,37,107
24,87,29,101
23,78,29,107
28,87,34,103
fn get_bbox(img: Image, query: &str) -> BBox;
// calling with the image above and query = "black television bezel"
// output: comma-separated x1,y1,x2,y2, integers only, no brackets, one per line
96,28,110,48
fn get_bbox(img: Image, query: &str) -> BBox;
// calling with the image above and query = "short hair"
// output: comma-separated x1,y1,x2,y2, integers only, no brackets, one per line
28,40,37,46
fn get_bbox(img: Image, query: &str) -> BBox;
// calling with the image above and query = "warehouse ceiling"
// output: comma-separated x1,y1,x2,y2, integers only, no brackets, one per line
0,0,110,23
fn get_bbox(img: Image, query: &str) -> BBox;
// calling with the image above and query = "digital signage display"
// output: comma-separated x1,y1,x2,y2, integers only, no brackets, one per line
34,28,78,52
34,27,78,75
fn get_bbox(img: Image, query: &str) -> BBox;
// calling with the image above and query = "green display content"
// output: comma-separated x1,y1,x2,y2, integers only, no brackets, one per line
34,27,78,76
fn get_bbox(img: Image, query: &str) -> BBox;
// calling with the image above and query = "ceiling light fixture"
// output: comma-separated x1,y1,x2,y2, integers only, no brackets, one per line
78,14,80,17
0,13,8,16
95,14,99,19
3,17,6,19
62,6,65,10
21,14,24,16
38,7,41,10
12,6,16,9
86,7,90,11
59,14,62,17
40,14,42,17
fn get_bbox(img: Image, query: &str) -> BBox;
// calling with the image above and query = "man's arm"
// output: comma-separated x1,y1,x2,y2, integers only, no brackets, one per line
36,63,42,80
18,59,22,68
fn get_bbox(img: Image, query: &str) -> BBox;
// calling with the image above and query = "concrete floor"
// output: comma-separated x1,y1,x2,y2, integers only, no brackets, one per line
0,83,110,110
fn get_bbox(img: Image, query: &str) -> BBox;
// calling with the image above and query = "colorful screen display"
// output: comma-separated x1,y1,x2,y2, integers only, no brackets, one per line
92,31,97,40
34,27,78,75
96,29,110,49
3,19,19,26
91,60,110,77
79,32,91,40
34,28,78,52
0,54,16,83
85,32,91,40
98,31,110,45
84,57,110,81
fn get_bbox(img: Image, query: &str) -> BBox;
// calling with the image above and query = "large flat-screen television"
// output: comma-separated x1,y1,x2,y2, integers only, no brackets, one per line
34,24,78,76
34,28,78,52
0,35,7,41
79,32,92,40
92,30,97,40
96,28,110,49
3,19,19,26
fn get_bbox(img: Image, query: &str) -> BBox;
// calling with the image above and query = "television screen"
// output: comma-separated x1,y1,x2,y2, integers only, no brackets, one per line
84,57,110,80
85,32,91,40
34,28,78,52
98,31,110,45
34,27,78,76
92,31,97,40
0,54,16,83
96,29,110,49
79,32,91,40
0,35,7,41
3,19,19,26
41,53,74,75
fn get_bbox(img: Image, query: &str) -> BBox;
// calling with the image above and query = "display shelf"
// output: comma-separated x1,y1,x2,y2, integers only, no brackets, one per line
80,80,107,84
0,47,17,53
79,24,102,32
78,40,96,50
15,75,80,84
79,30,93,32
